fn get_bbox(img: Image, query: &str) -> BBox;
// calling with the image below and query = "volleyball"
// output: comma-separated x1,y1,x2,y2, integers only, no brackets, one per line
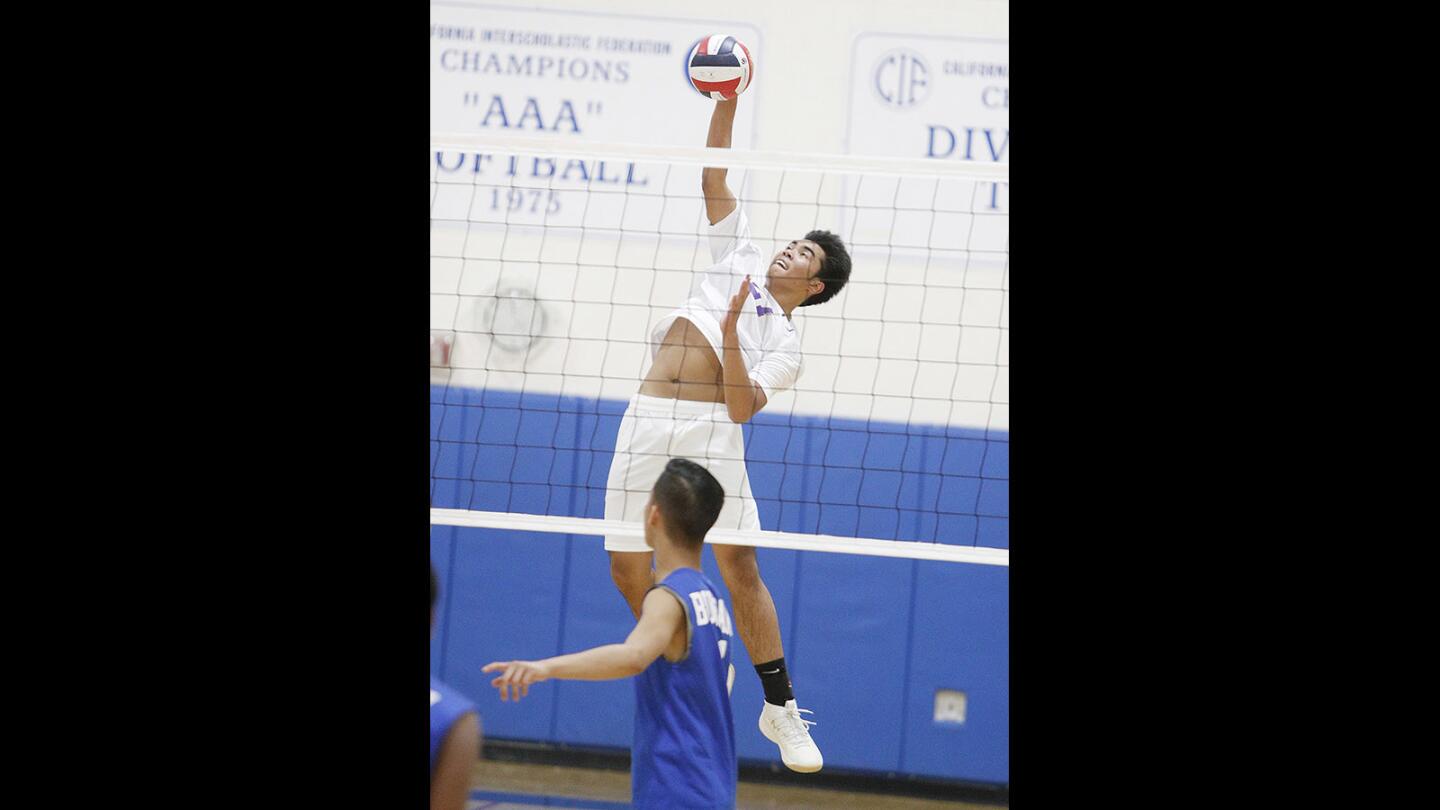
685,34,754,100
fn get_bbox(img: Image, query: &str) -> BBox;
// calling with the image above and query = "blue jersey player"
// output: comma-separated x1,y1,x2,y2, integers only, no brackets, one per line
483,459,739,809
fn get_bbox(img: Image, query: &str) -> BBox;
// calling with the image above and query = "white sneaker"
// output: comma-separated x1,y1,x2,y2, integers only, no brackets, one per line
759,700,823,773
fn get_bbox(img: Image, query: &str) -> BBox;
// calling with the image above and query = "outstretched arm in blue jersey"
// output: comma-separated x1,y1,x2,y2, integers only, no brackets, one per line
482,588,686,702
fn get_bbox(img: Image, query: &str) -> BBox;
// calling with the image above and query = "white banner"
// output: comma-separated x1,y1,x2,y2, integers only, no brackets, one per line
846,33,1008,166
430,2,760,148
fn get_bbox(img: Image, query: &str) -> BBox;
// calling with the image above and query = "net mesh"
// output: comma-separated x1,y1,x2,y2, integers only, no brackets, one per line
430,138,1007,561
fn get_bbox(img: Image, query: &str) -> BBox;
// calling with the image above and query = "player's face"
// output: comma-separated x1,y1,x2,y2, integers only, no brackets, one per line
767,238,826,301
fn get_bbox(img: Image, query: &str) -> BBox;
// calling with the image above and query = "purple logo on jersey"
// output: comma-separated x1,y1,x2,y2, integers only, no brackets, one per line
749,281,772,316
748,279,771,314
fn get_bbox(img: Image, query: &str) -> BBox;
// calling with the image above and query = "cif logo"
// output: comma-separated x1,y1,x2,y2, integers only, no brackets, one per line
873,49,930,108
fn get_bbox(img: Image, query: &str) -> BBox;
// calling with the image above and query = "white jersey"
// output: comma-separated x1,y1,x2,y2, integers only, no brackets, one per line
649,207,803,399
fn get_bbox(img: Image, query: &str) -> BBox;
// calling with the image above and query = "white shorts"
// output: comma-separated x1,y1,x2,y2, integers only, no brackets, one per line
603,393,760,552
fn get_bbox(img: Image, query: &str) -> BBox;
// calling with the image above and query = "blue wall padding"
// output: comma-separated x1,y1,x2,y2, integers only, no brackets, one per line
900,560,1009,783
431,526,570,741
788,552,915,771
550,537,637,747
432,387,1007,547
430,529,453,675
430,385,1008,784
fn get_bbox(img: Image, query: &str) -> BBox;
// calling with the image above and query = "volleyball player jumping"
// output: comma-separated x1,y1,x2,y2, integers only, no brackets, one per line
603,95,852,773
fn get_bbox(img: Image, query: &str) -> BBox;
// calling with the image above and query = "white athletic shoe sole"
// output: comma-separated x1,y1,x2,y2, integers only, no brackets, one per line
759,700,823,773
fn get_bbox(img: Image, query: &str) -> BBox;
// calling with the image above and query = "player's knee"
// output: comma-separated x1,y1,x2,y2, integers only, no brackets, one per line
609,553,651,594
714,546,762,590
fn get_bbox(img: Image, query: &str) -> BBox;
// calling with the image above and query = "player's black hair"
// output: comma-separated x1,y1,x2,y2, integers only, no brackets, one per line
799,229,852,307
651,458,725,549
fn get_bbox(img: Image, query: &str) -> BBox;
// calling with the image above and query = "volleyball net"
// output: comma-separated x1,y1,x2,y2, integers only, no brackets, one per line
430,134,1008,565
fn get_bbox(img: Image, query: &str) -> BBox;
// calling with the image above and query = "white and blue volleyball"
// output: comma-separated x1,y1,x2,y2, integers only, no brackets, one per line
685,34,754,100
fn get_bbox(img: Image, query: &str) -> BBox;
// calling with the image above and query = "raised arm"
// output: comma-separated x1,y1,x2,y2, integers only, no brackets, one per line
702,98,739,225
482,589,685,701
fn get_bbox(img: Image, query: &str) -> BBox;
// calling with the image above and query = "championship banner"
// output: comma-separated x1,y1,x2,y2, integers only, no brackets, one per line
430,2,760,148
429,2,763,254
846,33,1008,211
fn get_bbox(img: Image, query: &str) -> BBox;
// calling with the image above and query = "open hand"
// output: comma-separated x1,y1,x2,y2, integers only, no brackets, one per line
481,660,551,702
724,275,751,337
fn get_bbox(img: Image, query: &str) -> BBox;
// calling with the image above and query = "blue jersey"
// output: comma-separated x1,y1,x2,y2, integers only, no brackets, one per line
430,676,477,775
632,567,737,810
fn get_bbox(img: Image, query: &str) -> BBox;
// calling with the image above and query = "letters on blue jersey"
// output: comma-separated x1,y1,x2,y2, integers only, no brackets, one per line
687,588,734,640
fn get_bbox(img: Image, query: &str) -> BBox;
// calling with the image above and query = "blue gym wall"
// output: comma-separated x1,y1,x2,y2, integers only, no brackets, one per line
430,385,1009,785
